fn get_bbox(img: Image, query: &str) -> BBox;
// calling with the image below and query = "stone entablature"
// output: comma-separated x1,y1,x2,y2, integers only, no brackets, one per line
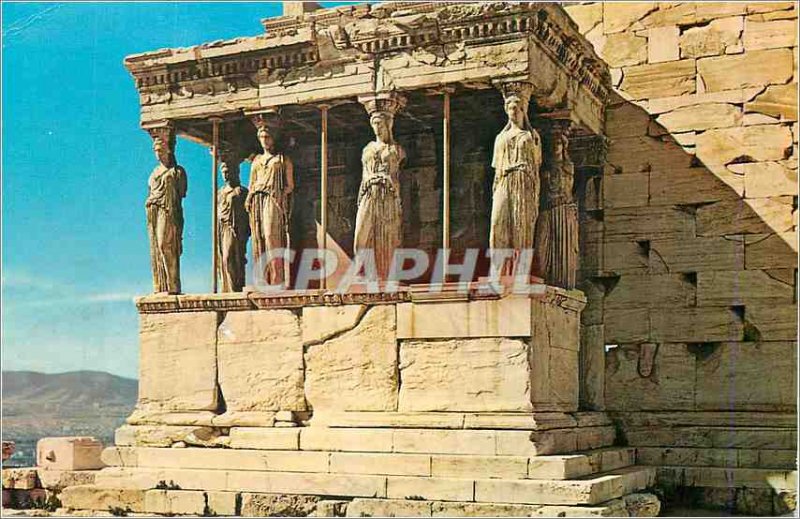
124,2,609,134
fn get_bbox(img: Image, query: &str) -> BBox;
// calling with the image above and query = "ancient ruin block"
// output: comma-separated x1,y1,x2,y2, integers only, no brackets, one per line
138,311,218,412
217,309,306,413
37,437,104,471
697,48,794,91
304,305,398,412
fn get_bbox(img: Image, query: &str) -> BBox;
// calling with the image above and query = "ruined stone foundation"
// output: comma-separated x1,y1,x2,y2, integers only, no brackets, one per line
60,288,661,516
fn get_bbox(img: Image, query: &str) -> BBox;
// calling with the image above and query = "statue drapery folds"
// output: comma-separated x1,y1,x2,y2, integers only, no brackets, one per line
354,93,407,281
217,148,250,293
247,114,295,288
146,125,187,294
489,82,542,278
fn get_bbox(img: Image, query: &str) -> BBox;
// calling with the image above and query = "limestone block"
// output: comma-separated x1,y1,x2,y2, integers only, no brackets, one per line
60,485,146,513
431,455,528,479
605,344,695,411
475,466,654,505
620,60,696,99
580,324,606,412
604,274,695,309
696,197,795,236
698,49,794,91
564,3,602,34
604,308,650,343
603,3,657,34
680,16,743,58
746,83,798,120
229,427,299,450
650,307,744,343
37,437,104,471
138,311,218,411
302,304,365,344
624,493,661,517
207,491,237,516
347,498,432,518
258,472,387,498
600,32,647,67
648,236,744,272
748,2,797,15
604,205,695,241
304,305,397,412
640,3,696,28
300,428,393,453
648,26,680,63
603,172,649,208
393,429,496,456
329,452,429,477
396,296,531,339
695,125,793,165
695,2,747,23
387,476,474,501
696,341,797,411
530,342,579,412
744,19,797,50
115,424,213,447
606,99,651,139
37,469,96,490
217,309,305,412
696,269,795,305
607,135,694,174
463,412,577,430
604,240,648,273
2,468,39,489
729,161,798,197
398,338,532,413
747,303,798,340
133,446,328,473
240,493,320,517
145,489,206,515
657,103,742,132
648,88,763,114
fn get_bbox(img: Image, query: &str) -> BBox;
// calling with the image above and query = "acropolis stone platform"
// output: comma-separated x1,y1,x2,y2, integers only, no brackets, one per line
59,1,664,516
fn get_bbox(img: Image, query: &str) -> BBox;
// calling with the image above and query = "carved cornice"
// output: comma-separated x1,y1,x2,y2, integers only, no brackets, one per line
135,284,585,314
124,2,609,110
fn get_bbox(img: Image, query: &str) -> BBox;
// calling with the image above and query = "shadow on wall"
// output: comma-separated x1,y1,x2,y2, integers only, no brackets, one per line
578,79,796,517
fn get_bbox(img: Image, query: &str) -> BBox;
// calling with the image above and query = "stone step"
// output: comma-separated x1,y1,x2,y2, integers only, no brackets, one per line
636,446,796,469
116,423,616,455
59,488,662,517
87,465,656,506
656,465,797,491
102,446,635,480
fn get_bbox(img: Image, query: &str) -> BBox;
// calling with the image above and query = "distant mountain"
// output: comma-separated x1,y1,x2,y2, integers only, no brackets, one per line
2,371,138,466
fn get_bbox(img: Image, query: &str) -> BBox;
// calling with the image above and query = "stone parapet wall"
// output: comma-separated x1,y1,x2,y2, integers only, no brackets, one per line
132,288,585,423
565,2,797,514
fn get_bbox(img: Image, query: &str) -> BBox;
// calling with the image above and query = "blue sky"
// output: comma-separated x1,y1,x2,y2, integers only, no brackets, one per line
2,2,345,378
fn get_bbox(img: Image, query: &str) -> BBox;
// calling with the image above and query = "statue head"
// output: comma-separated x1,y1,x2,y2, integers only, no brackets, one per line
256,126,276,153
370,112,394,143
498,82,533,130
220,147,242,187
152,137,174,168
359,92,406,144
148,124,176,167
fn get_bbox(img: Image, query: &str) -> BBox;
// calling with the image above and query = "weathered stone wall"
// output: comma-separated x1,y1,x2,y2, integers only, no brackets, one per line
565,2,797,513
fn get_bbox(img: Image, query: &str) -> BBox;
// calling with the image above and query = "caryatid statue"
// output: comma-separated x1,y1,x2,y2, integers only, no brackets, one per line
354,93,407,280
217,148,250,292
246,115,294,288
489,82,543,277
535,121,579,289
145,125,187,294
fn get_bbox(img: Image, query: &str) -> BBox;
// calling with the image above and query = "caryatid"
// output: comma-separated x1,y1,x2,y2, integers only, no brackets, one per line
535,120,579,289
145,124,187,294
489,82,543,277
217,148,250,292
246,115,295,288
354,93,407,281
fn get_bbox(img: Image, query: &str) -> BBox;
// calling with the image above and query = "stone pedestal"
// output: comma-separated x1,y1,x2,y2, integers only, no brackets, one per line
58,287,660,516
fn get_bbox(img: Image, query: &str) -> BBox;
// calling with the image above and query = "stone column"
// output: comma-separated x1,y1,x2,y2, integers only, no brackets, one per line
354,92,407,281
145,122,187,294
535,119,579,290
216,146,250,293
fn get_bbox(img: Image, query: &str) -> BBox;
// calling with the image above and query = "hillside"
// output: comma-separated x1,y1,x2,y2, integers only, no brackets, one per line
2,371,138,465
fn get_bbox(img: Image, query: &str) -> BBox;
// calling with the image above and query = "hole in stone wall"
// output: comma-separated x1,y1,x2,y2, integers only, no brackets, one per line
687,342,719,361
